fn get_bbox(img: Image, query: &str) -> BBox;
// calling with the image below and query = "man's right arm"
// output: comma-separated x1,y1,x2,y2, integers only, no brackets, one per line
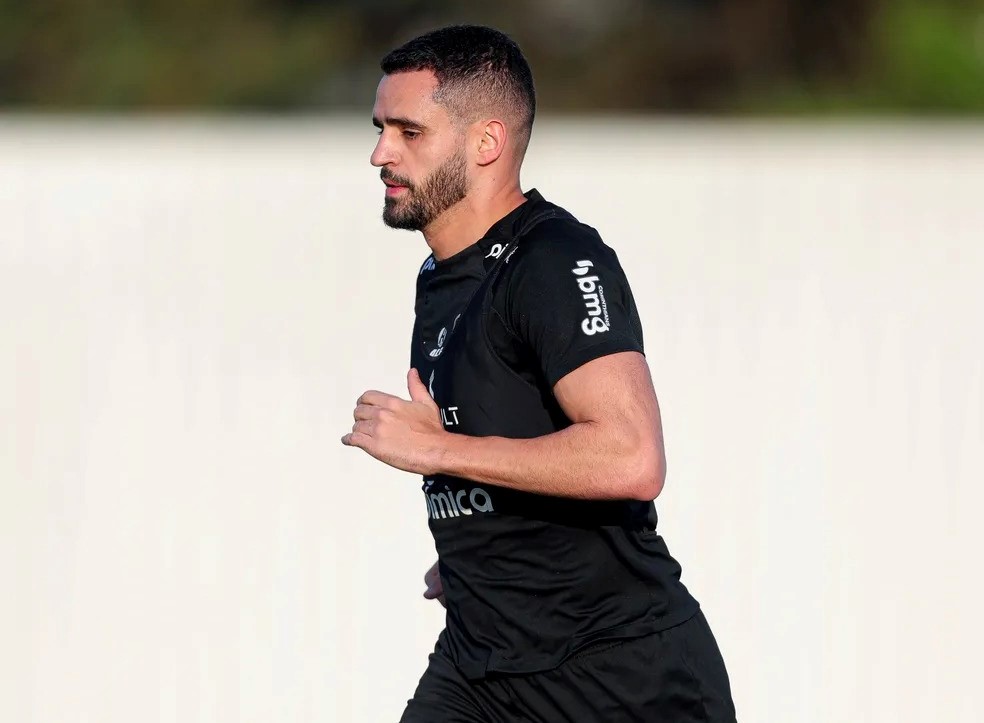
423,558,446,608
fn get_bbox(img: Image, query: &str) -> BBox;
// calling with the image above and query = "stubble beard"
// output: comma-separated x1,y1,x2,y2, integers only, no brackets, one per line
382,150,468,231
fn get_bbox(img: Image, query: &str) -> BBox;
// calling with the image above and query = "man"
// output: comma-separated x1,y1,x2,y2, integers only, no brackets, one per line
342,24,737,722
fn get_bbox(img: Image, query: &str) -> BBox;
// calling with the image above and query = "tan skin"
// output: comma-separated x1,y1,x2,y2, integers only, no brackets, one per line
343,70,667,607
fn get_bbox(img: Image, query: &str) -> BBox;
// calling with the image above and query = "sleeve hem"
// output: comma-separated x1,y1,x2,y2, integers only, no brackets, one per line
544,340,645,388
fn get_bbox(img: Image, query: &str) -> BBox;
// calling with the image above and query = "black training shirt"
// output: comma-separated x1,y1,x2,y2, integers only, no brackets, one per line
411,189,698,680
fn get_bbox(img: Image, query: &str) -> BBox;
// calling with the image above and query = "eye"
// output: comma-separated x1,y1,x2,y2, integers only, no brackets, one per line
403,130,420,140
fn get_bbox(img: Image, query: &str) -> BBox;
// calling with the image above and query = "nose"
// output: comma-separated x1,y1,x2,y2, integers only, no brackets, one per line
370,133,398,168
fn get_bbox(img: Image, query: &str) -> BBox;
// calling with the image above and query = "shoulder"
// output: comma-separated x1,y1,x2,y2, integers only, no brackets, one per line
490,213,635,335
500,215,622,288
523,214,605,248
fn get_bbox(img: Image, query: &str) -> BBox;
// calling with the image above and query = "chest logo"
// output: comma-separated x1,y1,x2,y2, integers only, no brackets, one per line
429,325,447,359
486,243,509,259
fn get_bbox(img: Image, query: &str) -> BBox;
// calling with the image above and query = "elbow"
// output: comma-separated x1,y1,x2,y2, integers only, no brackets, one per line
624,445,665,502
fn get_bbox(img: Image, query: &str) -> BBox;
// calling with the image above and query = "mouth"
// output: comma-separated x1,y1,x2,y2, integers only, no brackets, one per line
382,176,410,195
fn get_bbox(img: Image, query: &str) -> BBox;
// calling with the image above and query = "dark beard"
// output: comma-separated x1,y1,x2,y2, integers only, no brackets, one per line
382,150,468,231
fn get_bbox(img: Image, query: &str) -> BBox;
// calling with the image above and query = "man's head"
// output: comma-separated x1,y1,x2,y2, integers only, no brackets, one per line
371,25,536,231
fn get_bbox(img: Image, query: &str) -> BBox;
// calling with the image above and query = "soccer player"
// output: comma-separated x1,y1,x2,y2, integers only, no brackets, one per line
342,24,737,722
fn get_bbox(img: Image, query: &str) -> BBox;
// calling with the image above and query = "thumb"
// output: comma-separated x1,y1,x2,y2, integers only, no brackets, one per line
407,368,433,403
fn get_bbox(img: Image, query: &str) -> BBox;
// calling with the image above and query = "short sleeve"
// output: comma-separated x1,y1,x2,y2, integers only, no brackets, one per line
497,222,645,387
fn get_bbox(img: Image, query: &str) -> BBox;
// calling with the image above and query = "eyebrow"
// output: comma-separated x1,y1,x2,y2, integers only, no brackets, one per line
372,116,429,132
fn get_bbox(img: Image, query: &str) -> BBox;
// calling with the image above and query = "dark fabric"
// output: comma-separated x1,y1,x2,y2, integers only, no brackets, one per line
490,216,645,387
410,189,699,679
400,611,738,723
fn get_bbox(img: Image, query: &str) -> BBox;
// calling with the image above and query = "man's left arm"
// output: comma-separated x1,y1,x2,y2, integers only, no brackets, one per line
342,352,664,501
438,350,665,501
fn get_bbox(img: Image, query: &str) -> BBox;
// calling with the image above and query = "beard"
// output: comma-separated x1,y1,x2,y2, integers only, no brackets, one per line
381,150,468,231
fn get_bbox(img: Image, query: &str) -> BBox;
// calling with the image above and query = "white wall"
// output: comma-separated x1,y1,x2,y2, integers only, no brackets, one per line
1,117,982,723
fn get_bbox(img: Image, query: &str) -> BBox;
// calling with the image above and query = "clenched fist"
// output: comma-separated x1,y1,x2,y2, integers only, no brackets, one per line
341,368,448,475
423,558,446,608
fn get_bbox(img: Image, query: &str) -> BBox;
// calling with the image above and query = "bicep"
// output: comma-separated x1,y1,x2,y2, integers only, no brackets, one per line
553,351,667,499
553,351,663,439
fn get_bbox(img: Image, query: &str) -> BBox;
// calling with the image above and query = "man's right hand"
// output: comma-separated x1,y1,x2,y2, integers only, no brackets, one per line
423,559,446,608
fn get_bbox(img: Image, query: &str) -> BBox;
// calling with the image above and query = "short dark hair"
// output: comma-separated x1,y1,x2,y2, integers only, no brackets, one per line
380,25,536,150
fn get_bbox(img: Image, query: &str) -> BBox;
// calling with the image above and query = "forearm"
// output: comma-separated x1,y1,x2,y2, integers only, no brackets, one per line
436,421,660,501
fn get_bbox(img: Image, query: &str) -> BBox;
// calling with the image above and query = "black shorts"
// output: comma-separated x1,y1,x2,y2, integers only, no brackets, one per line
399,610,737,723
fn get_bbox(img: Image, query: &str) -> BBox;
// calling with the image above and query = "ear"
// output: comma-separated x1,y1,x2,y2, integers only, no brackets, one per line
475,119,507,167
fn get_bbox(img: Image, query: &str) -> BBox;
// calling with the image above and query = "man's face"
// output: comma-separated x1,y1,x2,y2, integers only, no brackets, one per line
370,70,469,231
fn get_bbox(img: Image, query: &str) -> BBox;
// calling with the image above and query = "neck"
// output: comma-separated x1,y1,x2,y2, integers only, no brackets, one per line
422,182,528,261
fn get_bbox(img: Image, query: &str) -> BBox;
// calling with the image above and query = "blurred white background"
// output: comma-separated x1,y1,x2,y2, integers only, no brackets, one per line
1,117,982,722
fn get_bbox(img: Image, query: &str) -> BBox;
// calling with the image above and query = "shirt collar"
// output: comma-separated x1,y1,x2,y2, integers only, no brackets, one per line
431,188,545,272
477,188,545,252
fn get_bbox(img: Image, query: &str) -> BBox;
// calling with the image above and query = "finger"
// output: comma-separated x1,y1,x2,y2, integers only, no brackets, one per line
407,368,432,403
410,368,439,407
341,431,371,448
358,390,401,408
352,419,374,436
424,560,439,580
353,404,379,421
424,572,443,599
